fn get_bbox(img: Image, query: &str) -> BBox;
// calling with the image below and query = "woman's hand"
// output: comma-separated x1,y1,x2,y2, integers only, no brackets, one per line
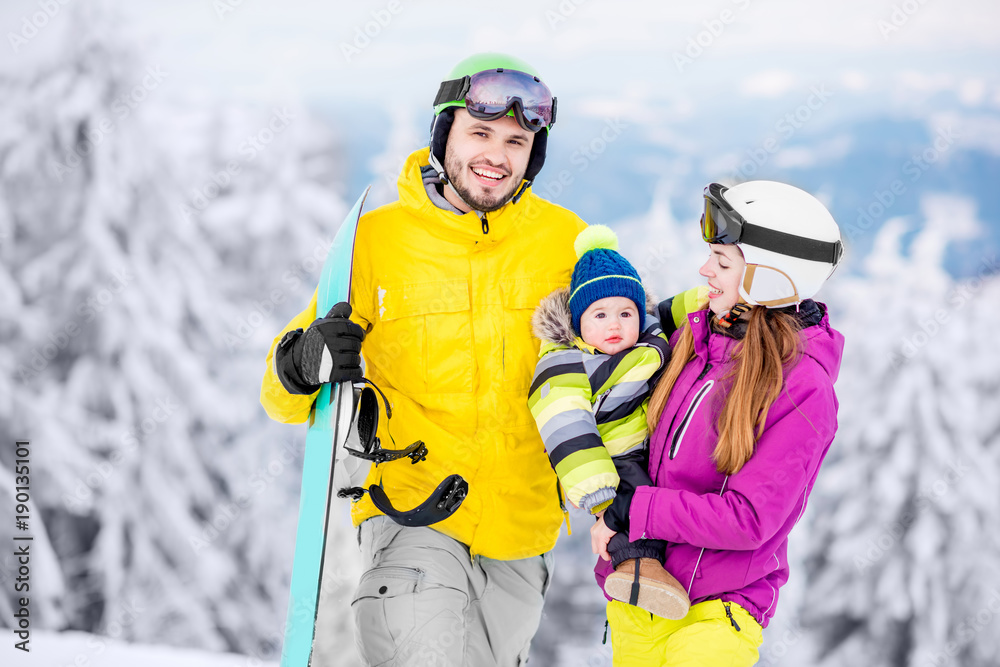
591,511,617,562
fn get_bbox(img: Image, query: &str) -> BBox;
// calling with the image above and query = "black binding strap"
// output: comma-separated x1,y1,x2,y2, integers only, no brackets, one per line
740,222,843,264
433,77,470,107
345,382,427,465
629,560,641,606
368,474,469,527
338,376,467,527
348,440,428,466
336,486,365,501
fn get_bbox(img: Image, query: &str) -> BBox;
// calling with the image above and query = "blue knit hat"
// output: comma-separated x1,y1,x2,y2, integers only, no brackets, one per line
569,225,645,335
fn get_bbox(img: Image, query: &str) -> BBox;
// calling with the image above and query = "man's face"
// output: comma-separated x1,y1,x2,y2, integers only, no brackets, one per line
442,108,534,213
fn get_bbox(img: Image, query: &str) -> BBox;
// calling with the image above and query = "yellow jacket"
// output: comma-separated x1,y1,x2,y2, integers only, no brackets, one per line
261,147,586,560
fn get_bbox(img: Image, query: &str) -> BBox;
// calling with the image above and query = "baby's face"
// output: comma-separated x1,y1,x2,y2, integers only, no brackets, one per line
579,296,640,355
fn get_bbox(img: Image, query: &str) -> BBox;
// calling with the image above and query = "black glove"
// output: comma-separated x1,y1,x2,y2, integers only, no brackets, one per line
275,302,365,394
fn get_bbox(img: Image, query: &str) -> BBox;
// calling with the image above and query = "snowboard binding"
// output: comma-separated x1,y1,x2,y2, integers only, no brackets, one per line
346,380,428,466
336,378,468,527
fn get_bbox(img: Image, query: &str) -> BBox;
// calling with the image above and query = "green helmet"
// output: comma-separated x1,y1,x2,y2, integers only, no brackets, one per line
429,52,554,190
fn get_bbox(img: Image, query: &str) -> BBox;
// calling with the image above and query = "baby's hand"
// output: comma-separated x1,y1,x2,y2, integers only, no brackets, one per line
590,514,616,562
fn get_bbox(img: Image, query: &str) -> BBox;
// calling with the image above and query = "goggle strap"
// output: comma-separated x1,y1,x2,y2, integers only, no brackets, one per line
433,76,471,107
739,221,843,264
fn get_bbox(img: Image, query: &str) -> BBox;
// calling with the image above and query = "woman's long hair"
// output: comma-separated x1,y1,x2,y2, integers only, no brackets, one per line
647,306,803,475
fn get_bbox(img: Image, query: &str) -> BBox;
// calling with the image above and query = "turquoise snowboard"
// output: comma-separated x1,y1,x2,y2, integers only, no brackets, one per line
280,186,370,667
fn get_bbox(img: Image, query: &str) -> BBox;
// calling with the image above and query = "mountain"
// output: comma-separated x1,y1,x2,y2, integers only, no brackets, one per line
334,91,1000,282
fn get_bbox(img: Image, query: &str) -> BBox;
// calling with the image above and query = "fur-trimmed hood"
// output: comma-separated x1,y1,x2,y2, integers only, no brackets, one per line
532,286,659,347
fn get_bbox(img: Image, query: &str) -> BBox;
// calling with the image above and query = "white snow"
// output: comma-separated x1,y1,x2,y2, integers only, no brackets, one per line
4,630,274,667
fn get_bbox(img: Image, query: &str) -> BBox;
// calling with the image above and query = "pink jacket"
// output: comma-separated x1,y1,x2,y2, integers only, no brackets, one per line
595,301,843,628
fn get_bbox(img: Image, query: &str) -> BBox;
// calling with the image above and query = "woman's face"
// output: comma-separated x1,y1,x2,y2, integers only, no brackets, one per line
699,244,747,317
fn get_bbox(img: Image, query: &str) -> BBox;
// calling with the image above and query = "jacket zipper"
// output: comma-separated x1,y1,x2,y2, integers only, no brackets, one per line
660,362,711,454
481,214,489,234
724,601,741,631
669,379,714,459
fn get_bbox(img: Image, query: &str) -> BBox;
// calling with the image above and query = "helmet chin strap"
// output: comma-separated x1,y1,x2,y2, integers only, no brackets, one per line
718,264,755,328
427,150,476,213
718,301,752,328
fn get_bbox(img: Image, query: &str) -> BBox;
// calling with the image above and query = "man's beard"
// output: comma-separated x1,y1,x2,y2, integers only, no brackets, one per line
444,152,524,213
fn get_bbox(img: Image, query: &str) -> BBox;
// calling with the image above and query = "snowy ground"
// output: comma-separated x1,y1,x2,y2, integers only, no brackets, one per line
5,631,274,667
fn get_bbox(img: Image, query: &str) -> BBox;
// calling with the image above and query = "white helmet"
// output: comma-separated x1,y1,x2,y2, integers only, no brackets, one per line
702,180,844,308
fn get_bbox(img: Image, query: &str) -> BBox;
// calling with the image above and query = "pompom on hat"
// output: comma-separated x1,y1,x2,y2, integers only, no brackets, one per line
568,225,645,335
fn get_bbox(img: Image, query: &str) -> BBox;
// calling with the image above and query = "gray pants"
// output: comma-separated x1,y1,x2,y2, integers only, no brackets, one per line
352,516,554,666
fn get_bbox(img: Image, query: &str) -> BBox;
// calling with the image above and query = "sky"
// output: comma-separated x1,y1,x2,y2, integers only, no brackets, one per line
2,0,998,275
2,0,997,110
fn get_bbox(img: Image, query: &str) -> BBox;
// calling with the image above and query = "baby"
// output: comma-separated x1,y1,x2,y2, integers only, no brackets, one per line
529,225,690,620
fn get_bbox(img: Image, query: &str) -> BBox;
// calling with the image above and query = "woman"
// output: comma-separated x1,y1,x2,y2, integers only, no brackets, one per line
591,180,846,666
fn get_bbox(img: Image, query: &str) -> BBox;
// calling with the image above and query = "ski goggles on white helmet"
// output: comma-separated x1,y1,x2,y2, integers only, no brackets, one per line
433,68,557,132
701,183,843,265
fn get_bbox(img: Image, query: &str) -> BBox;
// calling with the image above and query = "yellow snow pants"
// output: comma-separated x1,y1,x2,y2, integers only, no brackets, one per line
606,598,763,666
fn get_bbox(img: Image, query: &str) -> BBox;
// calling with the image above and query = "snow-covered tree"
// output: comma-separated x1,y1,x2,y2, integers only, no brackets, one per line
0,4,361,657
799,194,1000,666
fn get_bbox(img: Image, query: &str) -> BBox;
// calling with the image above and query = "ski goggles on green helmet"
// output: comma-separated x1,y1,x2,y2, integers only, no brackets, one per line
701,182,844,264
433,68,557,132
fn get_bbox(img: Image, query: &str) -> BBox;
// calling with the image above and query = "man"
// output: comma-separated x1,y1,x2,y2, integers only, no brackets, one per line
260,53,586,665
